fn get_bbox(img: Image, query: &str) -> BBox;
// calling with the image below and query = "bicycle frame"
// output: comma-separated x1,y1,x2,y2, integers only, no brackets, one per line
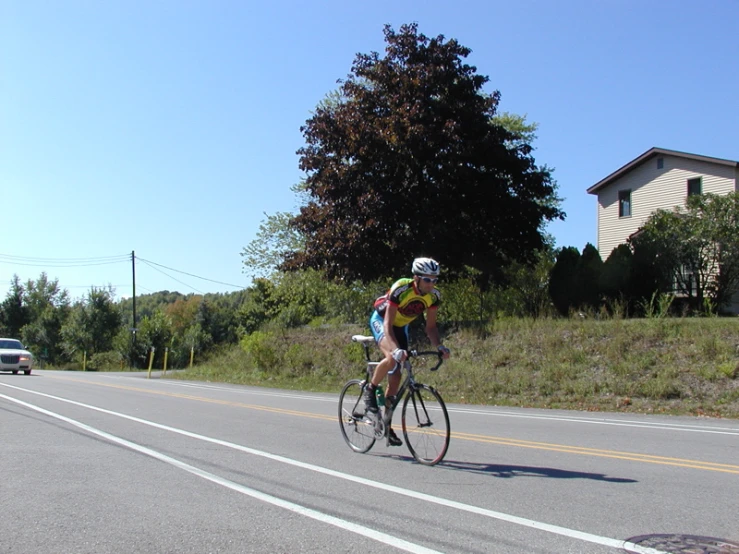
354,335,443,443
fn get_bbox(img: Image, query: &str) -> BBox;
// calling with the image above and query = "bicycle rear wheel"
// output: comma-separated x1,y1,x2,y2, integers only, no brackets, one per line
338,379,376,453
401,384,450,465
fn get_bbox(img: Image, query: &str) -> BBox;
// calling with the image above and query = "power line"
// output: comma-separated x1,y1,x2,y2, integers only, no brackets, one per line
0,253,130,262
137,258,204,294
135,256,245,289
63,284,128,289
0,252,130,268
0,251,247,295
0,259,129,268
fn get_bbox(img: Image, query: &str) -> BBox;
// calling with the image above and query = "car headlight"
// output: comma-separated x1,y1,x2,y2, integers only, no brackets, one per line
20,355,31,362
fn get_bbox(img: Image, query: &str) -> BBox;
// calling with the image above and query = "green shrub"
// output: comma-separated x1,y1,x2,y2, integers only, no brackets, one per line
89,351,124,371
240,331,280,370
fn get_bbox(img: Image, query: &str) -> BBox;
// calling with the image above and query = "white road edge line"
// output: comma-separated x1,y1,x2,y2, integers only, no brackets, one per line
1,383,669,554
0,391,440,554
449,408,739,435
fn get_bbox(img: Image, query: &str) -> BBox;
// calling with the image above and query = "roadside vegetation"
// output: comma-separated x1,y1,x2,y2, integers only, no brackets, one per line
170,317,739,419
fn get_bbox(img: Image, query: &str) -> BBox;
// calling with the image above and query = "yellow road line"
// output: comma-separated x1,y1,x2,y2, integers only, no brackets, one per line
49,375,739,475
450,431,739,474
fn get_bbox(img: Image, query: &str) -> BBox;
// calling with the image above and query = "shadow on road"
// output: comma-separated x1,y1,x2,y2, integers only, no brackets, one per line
435,460,637,483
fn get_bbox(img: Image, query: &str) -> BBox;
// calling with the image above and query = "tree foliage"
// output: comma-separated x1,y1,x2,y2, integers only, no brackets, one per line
61,287,121,358
579,243,604,309
20,273,71,364
631,192,739,312
548,247,582,316
284,23,564,287
548,244,603,315
0,275,29,337
491,112,538,148
599,241,671,315
241,212,304,279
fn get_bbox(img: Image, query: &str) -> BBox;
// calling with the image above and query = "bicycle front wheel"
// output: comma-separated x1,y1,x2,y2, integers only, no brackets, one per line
401,384,450,465
338,379,376,453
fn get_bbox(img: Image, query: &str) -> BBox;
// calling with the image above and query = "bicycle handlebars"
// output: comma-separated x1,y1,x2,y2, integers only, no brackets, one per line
407,350,444,371
351,335,444,371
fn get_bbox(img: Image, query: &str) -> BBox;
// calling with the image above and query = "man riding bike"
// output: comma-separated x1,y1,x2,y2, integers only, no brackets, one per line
365,257,452,446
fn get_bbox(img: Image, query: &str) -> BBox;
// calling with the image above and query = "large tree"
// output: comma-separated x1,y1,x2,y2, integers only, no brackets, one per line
283,23,564,286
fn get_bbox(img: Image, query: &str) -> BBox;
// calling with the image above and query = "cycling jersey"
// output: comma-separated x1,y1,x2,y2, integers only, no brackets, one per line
373,278,441,327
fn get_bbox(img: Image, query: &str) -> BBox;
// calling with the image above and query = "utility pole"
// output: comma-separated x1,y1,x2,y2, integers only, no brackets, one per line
131,250,137,368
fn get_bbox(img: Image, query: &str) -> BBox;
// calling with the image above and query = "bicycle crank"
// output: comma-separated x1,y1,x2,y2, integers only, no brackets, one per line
372,413,386,439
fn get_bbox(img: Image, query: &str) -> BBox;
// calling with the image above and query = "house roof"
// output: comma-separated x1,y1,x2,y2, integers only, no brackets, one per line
586,147,739,195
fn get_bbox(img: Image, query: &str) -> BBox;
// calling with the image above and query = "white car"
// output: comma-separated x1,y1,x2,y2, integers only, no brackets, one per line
0,338,34,375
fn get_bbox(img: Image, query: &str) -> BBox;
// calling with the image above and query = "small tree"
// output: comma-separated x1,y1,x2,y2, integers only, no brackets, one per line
632,193,739,313
548,247,581,316
62,287,122,360
495,245,556,317
692,192,739,309
137,311,174,368
579,244,603,309
600,245,633,301
0,275,29,337
21,273,71,365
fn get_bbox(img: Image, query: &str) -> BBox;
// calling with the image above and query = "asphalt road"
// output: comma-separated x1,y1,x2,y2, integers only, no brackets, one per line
1,370,737,554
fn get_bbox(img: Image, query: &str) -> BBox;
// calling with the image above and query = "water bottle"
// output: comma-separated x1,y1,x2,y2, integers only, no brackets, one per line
375,386,386,407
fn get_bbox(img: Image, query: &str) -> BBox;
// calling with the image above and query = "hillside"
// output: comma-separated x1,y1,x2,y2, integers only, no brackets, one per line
172,317,739,419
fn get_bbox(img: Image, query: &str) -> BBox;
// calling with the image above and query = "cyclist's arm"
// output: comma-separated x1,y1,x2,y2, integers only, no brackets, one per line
425,308,450,358
383,303,402,351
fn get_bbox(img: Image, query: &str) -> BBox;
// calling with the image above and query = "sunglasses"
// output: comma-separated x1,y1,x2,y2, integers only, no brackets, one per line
419,276,439,284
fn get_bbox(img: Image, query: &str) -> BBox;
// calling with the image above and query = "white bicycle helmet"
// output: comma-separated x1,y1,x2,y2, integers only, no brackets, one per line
412,257,440,276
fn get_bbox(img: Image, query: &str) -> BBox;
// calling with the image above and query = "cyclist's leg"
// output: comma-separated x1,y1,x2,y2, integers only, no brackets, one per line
365,312,389,413
368,311,399,389
384,326,408,447
384,325,408,398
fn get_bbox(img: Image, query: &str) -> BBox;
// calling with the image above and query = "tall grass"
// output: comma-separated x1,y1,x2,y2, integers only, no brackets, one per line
171,317,739,418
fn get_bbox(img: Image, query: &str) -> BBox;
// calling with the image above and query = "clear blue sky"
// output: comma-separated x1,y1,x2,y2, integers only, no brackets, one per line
2,0,738,301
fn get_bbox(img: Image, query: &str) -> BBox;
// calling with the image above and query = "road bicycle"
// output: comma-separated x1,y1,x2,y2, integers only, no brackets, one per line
338,335,450,466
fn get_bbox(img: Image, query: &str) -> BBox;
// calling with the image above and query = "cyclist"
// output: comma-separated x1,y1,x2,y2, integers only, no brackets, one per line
365,257,451,446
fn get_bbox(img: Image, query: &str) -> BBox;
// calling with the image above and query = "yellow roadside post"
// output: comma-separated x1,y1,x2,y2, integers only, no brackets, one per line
189,346,194,368
147,347,155,378
163,347,169,376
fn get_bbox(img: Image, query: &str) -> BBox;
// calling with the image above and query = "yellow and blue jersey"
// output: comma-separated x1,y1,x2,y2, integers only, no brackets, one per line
373,278,441,327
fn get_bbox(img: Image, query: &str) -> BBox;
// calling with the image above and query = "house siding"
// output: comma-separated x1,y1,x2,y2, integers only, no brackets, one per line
596,155,737,260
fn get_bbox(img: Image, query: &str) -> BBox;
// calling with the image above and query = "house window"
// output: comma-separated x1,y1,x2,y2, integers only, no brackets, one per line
618,190,631,217
657,157,664,169
687,177,702,196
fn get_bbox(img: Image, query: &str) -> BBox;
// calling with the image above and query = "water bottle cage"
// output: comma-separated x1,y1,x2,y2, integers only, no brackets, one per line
375,387,386,407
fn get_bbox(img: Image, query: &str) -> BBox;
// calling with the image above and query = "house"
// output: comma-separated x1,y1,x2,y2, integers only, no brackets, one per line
587,147,739,312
